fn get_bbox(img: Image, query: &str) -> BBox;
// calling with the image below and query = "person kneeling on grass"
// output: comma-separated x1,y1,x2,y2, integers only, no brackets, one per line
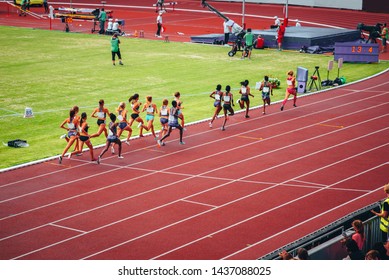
97,113,123,164
157,100,184,146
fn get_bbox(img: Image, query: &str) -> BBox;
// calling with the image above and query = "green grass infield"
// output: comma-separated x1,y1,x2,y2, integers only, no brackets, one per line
0,25,388,169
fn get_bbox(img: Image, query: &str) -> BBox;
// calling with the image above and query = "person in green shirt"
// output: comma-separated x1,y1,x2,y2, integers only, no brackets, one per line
99,8,107,34
111,33,123,66
20,0,27,16
242,28,254,59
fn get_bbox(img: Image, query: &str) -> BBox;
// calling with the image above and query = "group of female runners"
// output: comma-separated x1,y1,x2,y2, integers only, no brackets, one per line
59,71,297,164
59,92,185,164
209,70,297,130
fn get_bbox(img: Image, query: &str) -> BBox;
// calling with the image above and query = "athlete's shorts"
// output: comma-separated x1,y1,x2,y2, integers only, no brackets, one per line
107,135,119,143
160,118,168,124
79,135,90,142
287,87,297,95
131,113,139,120
240,95,249,102
262,93,270,100
68,131,77,138
223,104,232,110
97,119,105,126
146,115,154,122
118,122,128,130
214,101,221,107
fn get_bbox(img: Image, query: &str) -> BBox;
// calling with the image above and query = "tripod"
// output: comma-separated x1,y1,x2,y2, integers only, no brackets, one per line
308,66,322,91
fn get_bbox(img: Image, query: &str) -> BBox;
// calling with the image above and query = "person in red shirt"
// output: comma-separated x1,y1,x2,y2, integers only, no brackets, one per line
277,22,286,51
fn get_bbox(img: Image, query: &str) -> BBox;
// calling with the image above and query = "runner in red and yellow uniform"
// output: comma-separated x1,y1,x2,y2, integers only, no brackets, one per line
280,70,297,111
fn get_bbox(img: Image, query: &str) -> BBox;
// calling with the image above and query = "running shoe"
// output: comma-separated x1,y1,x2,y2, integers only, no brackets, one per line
137,122,142,128
125,141,130,146
58,156,62,164
97,156,101,164
209,122,212,128
111,146,115,154
280,106,284,111
59,134,67,139
221,127,225,131
118,155,124,159
179,141,185,145
157,140,162,147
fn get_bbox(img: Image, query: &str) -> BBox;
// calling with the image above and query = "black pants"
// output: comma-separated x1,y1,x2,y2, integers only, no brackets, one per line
156,23,162,36
224,33,230,44
112,50,121,61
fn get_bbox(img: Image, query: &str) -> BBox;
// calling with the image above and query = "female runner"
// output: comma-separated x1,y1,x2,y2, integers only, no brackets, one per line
59,108,79,163
128,93,148,137
174,91,185,129
116,102,132,144
90,99,109,138
97,113,123,164
78,112,97,162
237,79,254,118
141,96,158,139
157,100,184,146
259,75,273,114
159,98,169,139
209,84,223,128
221,85,234,131
280,70,297,111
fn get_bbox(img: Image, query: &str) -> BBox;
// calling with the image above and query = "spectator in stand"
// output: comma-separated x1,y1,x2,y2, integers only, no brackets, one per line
342,239,364,260
279,250,295,260
365,249,380,260
372,241,389,260
371,183,389,242
296,248,308,260
351,219,366,250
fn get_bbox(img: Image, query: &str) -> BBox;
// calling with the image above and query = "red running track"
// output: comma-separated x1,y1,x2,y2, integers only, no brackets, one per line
1,70,388,260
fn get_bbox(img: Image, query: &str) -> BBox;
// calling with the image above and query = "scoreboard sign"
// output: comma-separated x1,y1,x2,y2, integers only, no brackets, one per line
334,42,379,63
